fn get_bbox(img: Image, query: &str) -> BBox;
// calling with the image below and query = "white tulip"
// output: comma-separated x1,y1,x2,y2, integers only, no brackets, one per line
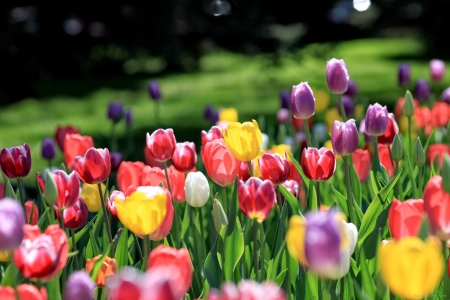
185,172,210,207
261,133,269,150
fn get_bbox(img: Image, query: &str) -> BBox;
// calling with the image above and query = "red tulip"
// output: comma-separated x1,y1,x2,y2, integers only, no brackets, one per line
108,190,124,221
203,139,239,187
13,224,68,282
431,101,449,128
50,170,80,209
201,126,222,155
287,161,302,186
238,161,251,181
352,149,371,183
140,166,167,187
143,148,164,168
280,179,299,205
64,134,94,171
171,142,197,173
378,113,399,144
0,284,48,300
167,165,186,202
150,190,174,241
238,177,276,222
0,144,32,178
117,161,145,192
301,147,336,181
378,144,394,178
25,201,39,225
147,245,193,298
55,125,80,151
75,147,111,184
424,176,450,240
427,144,450,168
55,197,89,230
146,129,177,162
258,153,290,185
388,199,424,240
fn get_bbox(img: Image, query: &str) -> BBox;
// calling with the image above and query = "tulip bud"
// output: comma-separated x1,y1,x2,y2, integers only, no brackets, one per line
391,134,403,162
44,169,58,206
326,58,350,94
398,63,411,87
291,82,315,120
414,138,425,167
64,271,95,300
107,102,124,123
331,119,359,156
414,79,430,102
403,90,415,118
213,199,228,234
0,144,32,178
185,171,210,207
41,138,56,160
441,154,450,194
280,90,290,109
148,80,161,101
441,87,450,104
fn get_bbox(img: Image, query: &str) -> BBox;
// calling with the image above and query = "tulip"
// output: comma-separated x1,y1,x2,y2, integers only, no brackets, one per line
148,80,161,100
64,134,94,171
54,125,80,152
146,129,177,162
147,245,193,298
430,59,445,82
43,170,80,209
219,107,238,123
167,165,187,202
110,152,123,172
388,199,424,240
107,102,124,123
201,126,222,153
398,63,411,87
364,103,389,136
203,139,239,187
140,166,167,187
208,280,286,300
431,101,449,128
424,176,450,240
223,120,262,161
238,177,276,222
441,87,450,104
427,144,450,168
185,171,210,207
280,179,299,204
0,284,47,300
335,95,354,117
344,80,358,98
359,119,373,143
380,237,443,299
291,82,315,120
378,113,399,144
115,186,168,236
277,108,290,124
106,267,142,300
150,190,174,241
238,160,251,181
143,148,164,168
0,198,25,250
301,147,336,181
55,197,88,230
205,108,219,124
81,183,106,213
0,144,32,178
414,138,426,167
326,58,349,94
286,212,358,279
75,147,111,184
414,79,431,102
36,171,57,206
41,138,56,161
414,106,433,136
25,200,39,225
258,153,290,185
125,109,133,126
86,255,117,287
117,161,145,192
378,144,394,178
13,224,68,281
352,149,371,183
331,119,358,156
172,142,197,173
64,271,95,300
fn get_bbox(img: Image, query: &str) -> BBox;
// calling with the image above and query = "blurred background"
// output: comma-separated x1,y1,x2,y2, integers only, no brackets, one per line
1,0,450,184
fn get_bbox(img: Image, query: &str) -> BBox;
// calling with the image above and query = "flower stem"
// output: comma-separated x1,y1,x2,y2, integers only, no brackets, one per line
340,278,345,300
343,156,355,225
337,94,347,121
371,138,381,174
303,119,312,147
407,116,412,165
315,181,321,208
247,160,254,177
221,186,228,217
163,161,172,194
71,229,79,270
252,220,260,282
60,208,67,288
198,207,206,263
143,235,150,267
260,222,265,281
418,166,423,197
406,154,418,199
285,247,291,299
155,101,160,128
133,233,144,262
442,241,449,295
110,122,117,152
16,178,26,211
395,161,404,200
276,185,282,207
97,183,114,257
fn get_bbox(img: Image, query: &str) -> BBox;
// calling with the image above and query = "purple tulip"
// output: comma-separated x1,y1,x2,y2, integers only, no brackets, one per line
148,80,161,101
414,79,430,102
359,119,373,143
291,82,315,120
398,63,411,87
441,87,450,104
41,137,56,160
277,108,290,124
304,211,342,272
364,103,389,136
326,58,349,94
0,198,25,250
331,119,358,156
430,59,445,82
125,109,133,126
280,90,290,109
336,95,354,117
64,271,95,300
110,152,123,172
107,102,124,123
204,104,213,120
343,80,358,98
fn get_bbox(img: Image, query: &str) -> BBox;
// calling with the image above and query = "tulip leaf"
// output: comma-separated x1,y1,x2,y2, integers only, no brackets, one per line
1,260,20,286
267,240,286,280
90,245,111,281
217,217,244,281
288,152,310,191
352,278,372,300
279,184,299,215
418,215,430,241
359,248,376,298
350,162,362,209
305,271,318,300
423,128,435,153
330,184,348,216
37,207,50,230
275,268,288,286
114,227,128,269
369,171,380,195
68,215,97,248
204,236,221,289
46,276,62,300
5,180,16,199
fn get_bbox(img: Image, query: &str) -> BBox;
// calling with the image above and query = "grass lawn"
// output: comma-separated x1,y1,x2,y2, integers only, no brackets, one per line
0,37,447,186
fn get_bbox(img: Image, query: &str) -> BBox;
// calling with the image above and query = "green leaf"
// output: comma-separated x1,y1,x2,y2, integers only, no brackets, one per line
114,227,129,269
350,162,362,208
217,217,244,281
305,271,318,300
288,152,309,193
268,241,287,280
369,171,379,195
359,249,376,298
5,180,16,199
181,202,190,240
418,215,430,241
278,185,299,215
275,268,288,286
47,276,62,300
1,261,20,286
330,184,348,216
423,128,436,154
204,236,221,289
68,251,79,258
68,215,97,248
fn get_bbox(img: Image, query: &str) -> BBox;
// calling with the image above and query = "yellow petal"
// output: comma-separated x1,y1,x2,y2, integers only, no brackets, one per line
286,215,308,266
219,108,238,122
224,120,262,161
81,183,106,212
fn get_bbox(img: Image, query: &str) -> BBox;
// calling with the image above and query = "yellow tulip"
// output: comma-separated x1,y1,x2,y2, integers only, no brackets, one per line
325,108,342,132
115,186,167,236
313,89,330,113
286,215,308,266
219,108,238,123
252,150,265,178
271,144,292,161
223,120,262,161
81,183,107,212
380,237,444,299
0,250,10,262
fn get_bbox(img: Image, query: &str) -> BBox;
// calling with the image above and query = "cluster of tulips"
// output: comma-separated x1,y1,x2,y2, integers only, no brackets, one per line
0,57,450,300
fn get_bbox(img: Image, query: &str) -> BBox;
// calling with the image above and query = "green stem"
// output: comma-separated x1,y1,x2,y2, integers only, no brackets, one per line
442,241,448,295
28,201,35,224
133,233,144,262
371,138,381,174
406,154,418,199
343,156,355,225
315,181,321,208
318,276,323,300
97,288,102,300
97,183,114,257
247,160,254,177
340,278,345,300
407,116,412,165
111,122,117,152
143,235,150,267
395,161,404,200
252,221,260,282
418,166,423,197
163,161,172,194
60,208,66,288
16,178,26,211
337,94,347,121
303,119,312,147
71,229,79,270
155,101,160,128
221,186,228,217
260,222,265,281
285,247,291,299
198,207,206,263
276,185,282,207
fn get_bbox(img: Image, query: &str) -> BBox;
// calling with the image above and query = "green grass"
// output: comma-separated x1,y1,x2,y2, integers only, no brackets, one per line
1,37,447,186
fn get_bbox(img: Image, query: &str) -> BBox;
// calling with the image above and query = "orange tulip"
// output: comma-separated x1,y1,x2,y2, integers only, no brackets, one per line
64,134,94,171
117,161,145,192
203,138,239,187
431,101,449,128
352,149,371,183
86,255,117,287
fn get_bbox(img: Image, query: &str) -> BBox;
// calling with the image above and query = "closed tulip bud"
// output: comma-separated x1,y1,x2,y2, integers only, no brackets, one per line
424,176,450,240
344,80,358,98
125,109,133,126
0,144,32,178
414,79,430,102
258,153,290,185
55,197,88,230
331,119,358,156
223,120,262,161
238,177,276,222
391,134,403,162
44,169,59,206
0,198,25,251
403,90,415,118
110,152,123,172
146,129,177,162
398,63,411,87
364,103,389,136
414,137,425,167
441,87,450,104
172,142,197,173
25,201,39,225
352,149,371,183
41,138,56,160
326,58,350,94
148,80,161,101
291,82,315,120
388,199,424,240
86,255,117,287
75,148,111,184
430,59,445,82
301,147,336,181
185,171,210,207
213,199,228,234
64,271,95,300
107,102,124,123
